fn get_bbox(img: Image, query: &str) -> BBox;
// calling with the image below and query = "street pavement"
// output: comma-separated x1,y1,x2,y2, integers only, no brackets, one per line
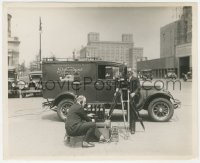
6,81,196,159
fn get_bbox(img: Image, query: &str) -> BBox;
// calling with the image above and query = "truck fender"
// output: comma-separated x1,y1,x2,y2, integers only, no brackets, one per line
142,92,172,110
53,92,76,107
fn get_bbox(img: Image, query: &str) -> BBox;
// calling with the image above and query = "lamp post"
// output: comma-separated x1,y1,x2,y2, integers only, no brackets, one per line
39,17,42,70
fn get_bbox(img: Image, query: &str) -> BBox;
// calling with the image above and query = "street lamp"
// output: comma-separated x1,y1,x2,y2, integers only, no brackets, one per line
39,17,42,70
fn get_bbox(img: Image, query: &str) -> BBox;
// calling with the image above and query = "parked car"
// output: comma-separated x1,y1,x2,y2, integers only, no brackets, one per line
165,70,177,80
8,66,20,98
182,71,192,82
140,69,153,80
42,60,180,122
21,71,43,97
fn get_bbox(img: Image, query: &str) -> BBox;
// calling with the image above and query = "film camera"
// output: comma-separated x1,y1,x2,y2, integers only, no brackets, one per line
115,66,130,101
117,66,130,89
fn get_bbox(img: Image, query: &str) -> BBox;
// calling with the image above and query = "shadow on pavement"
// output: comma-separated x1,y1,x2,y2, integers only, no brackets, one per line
42,110,176,123
42,113,63,122
110,112,153,122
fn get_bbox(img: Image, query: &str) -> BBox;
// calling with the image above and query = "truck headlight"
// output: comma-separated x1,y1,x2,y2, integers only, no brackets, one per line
25,84,28,88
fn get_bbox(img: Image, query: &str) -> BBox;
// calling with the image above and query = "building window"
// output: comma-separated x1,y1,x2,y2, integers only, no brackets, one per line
163,33,165,41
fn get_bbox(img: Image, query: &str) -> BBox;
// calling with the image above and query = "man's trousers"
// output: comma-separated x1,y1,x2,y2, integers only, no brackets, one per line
66,122,101,142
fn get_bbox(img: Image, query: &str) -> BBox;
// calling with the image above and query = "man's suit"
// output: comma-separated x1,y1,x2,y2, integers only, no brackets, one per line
65,103,101,142
128,76,141,133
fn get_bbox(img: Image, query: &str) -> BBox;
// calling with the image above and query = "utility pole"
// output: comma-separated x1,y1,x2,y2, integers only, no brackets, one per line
39,17,42,70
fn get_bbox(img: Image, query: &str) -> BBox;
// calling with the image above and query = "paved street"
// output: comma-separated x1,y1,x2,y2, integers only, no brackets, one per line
6,81,195,159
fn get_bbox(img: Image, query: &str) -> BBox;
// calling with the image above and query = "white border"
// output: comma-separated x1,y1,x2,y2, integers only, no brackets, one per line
0,0,199,163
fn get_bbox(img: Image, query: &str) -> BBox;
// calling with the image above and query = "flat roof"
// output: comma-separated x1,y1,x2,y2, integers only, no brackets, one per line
42,60,124,66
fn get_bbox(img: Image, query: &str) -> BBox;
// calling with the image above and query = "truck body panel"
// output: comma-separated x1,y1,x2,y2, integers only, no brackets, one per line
42,61,122,103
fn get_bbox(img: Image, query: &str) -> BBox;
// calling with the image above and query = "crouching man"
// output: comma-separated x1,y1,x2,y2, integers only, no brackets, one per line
65,95,106,148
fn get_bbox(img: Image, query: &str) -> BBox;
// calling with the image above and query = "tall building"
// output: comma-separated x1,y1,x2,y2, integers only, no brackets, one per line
138,6,192,78
132,47,143,59
175,6,192,75
129,47,144,70
8,14,20,68
160,6,192,59
160,21,178,58
176,6,192,45
80,32,143,69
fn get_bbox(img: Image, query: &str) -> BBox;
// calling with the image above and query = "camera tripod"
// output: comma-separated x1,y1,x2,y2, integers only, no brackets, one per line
107,88,145,135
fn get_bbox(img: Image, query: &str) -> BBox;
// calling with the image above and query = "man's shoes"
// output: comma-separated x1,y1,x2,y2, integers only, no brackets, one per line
66,136,70,143
130,130,135,135
64,134,70,143
99,138,108,143
99,135,108,143
82,141,95,148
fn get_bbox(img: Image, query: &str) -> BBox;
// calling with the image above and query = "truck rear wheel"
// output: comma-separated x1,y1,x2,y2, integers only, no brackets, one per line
57,99,74,121
148,98,174,122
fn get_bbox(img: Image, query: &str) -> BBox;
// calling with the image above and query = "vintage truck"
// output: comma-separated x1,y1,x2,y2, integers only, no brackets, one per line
8,66,20,98
21,71,43,97
42,59,180,122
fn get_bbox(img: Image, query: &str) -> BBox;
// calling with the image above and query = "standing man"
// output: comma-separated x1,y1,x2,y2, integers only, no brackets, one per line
128,71,141,134
65,95,106,148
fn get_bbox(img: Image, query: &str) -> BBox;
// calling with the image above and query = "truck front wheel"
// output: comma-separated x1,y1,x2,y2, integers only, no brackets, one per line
57,99,74,121
148,98,174,122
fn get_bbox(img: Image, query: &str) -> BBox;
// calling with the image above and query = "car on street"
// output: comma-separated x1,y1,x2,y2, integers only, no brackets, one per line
182,71,192,82
8,66,20,98
140,69,153,81
165,70,177,80
42,59,180,122
21,71,43,97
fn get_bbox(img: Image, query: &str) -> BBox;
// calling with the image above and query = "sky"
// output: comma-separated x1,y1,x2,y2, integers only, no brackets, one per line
7,6,180,67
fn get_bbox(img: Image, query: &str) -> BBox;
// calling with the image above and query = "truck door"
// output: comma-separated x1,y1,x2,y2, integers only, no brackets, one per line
96,65,119,102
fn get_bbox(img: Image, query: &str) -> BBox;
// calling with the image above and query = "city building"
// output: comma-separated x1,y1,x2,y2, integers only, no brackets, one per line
8,14,20,68
80,32,143,69
132,47,143,59
137,57,177,78
160,21,178,58
137,6,192,78
130,47,144,70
